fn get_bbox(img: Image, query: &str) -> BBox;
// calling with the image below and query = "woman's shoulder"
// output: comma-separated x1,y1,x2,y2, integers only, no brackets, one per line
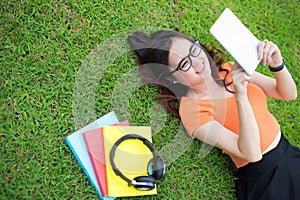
222,61,235,69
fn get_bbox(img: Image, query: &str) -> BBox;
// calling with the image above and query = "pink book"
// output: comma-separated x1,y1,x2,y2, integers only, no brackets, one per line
83,121,129,197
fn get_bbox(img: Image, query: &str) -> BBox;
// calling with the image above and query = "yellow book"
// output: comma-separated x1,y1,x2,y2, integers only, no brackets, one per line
102,126,157,197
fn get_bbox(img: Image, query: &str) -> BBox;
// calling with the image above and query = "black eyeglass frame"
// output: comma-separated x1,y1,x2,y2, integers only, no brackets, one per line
171,41,202,74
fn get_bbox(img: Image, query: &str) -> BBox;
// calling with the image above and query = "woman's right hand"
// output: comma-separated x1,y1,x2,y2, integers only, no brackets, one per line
231,62,252,95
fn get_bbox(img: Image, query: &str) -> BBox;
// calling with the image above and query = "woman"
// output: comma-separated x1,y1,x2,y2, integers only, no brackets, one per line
128,29,299,199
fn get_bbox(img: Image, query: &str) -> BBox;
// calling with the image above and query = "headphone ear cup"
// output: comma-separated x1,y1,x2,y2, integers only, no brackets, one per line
132,176,156,191
147,156,165,180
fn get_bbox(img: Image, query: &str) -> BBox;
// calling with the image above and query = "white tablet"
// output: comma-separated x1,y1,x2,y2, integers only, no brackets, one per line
210,8,261,75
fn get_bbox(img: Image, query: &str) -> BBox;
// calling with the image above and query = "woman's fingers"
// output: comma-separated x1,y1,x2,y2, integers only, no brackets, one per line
258,40,282,67
232,62,243,73
259,40,272,64
231,62,253,92
263,41,277,64
258,40,266,61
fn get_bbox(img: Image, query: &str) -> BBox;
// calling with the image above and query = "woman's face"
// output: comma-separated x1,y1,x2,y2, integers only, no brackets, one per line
168,37,211,87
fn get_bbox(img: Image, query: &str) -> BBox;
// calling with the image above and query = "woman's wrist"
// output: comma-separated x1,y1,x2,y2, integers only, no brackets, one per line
269,58,285,72
236,93,248,101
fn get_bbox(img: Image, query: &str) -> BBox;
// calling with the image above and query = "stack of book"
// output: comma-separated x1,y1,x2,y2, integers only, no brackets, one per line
65,111,157,199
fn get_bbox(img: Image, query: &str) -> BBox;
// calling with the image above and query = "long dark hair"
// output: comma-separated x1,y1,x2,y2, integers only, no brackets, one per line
127,29,231,117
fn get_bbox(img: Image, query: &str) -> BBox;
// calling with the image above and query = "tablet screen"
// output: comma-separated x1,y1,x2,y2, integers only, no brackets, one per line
210,8,261,75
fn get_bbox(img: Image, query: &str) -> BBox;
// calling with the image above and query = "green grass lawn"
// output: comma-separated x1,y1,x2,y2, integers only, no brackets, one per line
1,0,299,199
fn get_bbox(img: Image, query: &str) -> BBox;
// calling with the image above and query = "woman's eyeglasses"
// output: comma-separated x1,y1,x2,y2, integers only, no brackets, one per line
173,41,202,73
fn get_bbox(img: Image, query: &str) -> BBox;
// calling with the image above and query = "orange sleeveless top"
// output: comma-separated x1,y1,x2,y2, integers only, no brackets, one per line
179,62,280,168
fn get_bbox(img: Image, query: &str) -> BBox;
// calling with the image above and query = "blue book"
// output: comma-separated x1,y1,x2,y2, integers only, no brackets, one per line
66,111,119,200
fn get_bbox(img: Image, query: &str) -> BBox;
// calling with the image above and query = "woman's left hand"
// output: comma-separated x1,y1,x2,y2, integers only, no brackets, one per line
258,40,282,68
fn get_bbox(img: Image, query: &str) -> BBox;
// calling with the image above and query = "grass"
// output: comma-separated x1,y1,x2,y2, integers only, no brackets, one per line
1,0,299,199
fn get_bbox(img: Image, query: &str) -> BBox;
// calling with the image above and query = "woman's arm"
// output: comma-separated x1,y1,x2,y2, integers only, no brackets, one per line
253,40,297,100
192,63,262,163
192,119,262,163
231,63,262,162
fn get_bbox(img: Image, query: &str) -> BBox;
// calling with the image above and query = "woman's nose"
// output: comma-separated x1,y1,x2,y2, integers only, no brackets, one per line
191,58,204,70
